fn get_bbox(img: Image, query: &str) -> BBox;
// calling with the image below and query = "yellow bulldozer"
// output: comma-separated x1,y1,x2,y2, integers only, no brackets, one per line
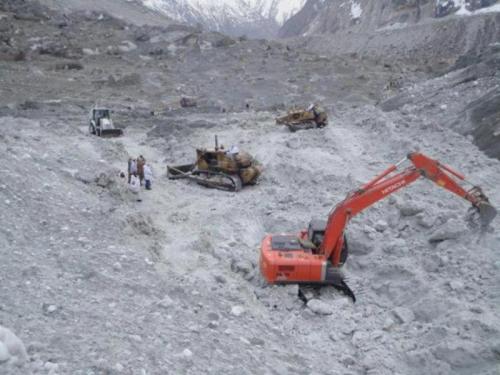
276,104,328,132
167,137,262,192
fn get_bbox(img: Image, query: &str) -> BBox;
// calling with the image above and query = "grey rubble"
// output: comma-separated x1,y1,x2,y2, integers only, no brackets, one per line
0,1,499,375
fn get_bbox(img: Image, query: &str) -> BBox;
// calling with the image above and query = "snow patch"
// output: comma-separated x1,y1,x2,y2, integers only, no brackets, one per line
454,0,500,15
142,0,306,29
351,1,362,19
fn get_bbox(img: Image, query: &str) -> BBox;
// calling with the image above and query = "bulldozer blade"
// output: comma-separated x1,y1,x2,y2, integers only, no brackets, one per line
478,201,497,227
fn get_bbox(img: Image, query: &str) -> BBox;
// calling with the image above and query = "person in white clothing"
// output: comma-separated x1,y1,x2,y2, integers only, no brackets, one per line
129,173,141,201
226,145,239,156
144,164,153,190
130,159,137,175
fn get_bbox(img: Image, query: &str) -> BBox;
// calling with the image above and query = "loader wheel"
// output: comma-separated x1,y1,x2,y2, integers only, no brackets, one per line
89,125,96,135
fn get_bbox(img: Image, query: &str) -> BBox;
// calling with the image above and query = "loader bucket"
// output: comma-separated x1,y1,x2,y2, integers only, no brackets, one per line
100,129,123,138
478,201,497,227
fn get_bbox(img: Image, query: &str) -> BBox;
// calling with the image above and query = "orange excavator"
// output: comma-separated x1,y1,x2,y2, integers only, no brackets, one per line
260,152,497,301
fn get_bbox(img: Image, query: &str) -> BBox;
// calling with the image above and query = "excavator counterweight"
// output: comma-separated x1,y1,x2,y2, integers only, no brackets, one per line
260,152,496,301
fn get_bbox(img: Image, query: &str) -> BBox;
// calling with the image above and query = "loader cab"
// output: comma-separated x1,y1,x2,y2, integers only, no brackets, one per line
89,107,122,137
92,108,110,123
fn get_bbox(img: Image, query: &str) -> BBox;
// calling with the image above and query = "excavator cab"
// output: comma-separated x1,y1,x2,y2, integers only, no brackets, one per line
307,219,327,249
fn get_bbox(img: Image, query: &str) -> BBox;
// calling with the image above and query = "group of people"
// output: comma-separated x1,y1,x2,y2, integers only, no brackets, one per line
127,155,153,200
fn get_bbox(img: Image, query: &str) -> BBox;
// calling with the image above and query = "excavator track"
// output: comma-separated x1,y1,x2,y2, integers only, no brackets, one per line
297,280,356,304
325,266,356,302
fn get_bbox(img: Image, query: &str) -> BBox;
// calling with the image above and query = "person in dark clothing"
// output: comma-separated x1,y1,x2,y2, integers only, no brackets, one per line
137,155,145,185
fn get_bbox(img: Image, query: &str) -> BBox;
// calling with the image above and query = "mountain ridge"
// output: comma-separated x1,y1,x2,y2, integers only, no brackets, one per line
142,0,306,37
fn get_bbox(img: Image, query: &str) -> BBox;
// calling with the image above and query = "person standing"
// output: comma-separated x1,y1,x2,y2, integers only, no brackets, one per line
129,172,141,202
144,163,153,190
127,158,132,183
137,155,145,185
130,158,137,178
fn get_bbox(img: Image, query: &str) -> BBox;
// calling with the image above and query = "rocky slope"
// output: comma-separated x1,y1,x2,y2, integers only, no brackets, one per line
280,0,500,37
37,0,175,27
0,1,499,375
278,0,500,160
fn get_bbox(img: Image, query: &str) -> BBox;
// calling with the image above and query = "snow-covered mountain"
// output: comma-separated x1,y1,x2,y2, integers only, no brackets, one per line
142,0,306,37
280,0,500,38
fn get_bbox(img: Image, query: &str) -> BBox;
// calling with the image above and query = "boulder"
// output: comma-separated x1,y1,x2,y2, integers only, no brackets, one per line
429,219,467,242
95,172,112,188
231,259,254,277
0,326,28,365
398,202,424,217
392,307,415,324
432,341,480,367
180,97,197,108
213,36,236,48
307,299,334,315
54,62,83,71
375,220,388,232
231,305,246,317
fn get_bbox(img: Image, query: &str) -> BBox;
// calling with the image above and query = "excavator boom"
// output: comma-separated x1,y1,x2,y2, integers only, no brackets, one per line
322,152,496,265
259,152,496,299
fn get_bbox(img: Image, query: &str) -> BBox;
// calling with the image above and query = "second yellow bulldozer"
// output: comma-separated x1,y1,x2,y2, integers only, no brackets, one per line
276,104,328,132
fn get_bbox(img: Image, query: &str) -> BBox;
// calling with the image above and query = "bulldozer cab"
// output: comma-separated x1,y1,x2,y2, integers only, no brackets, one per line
196,149,238,173
276,104,327,131
196,149,218,169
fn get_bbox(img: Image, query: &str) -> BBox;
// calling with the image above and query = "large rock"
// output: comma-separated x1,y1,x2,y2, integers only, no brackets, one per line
468,91,500,160
212,35,236,48
108,73,142,87
398,202,424,217
429,218,467,242
432,341,481,367
37,41,82,59
392,307,415,324
180,97,197,108
307,299,334,315
231,305,246,317
0,326,28,366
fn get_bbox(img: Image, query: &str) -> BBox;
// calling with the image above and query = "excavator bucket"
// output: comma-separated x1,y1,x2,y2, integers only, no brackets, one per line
466,186,497,227
478,201,497,227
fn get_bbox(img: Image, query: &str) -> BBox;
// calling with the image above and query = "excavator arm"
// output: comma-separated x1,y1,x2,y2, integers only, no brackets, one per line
321,152,497,266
